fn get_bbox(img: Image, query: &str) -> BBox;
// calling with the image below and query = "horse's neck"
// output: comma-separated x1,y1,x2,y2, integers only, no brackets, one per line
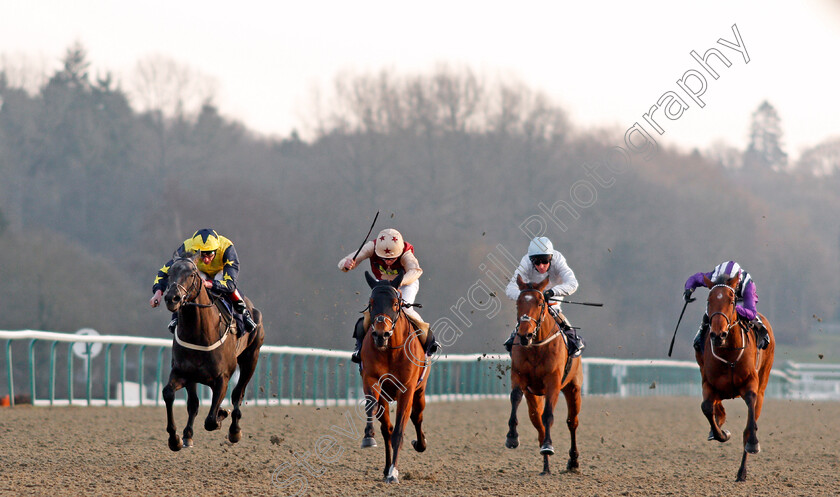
180,287,219,336
537,308,558,341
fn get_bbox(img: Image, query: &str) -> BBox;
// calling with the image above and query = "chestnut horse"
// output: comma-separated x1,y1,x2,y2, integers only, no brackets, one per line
359,271,429,483
161,255,264,451
697,273,774,481
505,275,582,475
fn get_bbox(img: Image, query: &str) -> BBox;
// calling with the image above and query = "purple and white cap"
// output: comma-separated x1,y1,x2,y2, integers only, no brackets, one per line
711,261,741,283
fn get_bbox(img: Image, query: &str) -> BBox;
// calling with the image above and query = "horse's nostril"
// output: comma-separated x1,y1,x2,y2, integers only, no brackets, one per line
173,295,181,303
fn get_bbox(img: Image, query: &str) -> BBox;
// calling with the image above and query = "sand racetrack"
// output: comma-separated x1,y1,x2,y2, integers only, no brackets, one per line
2,397,839,496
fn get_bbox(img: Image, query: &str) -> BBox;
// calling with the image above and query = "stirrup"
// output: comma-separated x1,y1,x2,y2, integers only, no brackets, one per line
168,318,177,334
350,348,362,364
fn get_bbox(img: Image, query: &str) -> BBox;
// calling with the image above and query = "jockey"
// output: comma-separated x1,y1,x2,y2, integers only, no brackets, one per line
504,236,584,357
339,228,439,363
684,260,769,351
149,228,257,336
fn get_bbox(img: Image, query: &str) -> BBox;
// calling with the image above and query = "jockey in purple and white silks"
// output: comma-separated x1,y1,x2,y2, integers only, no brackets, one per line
683,260,769,351
503,236,584,357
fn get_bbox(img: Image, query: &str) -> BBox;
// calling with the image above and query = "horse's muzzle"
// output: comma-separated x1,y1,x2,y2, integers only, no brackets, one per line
710,331,727,346
518,333,534,347
373,333,390,349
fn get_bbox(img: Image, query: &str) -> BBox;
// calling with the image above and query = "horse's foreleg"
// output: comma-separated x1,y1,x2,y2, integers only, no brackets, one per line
163,374,186,451
229,350,260,444
386,389,416,484
538,380,562,476
379,398,394,481
361,380,382,449
524,391,545,446
182,382,199,448
505,386,523,449
741,389,760,454
204,375,230,432
562,382,581,473
410,385,427,453
701,385,730,443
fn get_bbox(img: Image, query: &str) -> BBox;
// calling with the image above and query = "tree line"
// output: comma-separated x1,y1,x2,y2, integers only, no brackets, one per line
1,45,838,366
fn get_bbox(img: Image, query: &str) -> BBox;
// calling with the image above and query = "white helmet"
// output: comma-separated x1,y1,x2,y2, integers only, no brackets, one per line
375,228,405,258
711,261,741,283
527,236,554,257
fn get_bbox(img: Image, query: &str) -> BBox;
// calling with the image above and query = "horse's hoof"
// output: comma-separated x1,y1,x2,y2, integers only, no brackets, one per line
745,441,760,454
721,429,731,442
540,443,555,456
182,438,194,448
361,437,377,448
168,436,182,452
384,467,399,483
204,419,221,431
411,439,426,453
218,409,229,420
567,460,579,472
229,430,242,444
505,436,519,449
539,469,551,476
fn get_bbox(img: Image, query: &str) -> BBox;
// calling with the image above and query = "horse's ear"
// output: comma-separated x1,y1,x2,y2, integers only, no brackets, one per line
516,275,527,290
364,271,378,289
535,278,551,293
702,275,714,288
390,273,404,289
727,273,741,289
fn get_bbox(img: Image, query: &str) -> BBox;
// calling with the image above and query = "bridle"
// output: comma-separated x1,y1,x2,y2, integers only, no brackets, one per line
707,283,747,365
169,258,211,309
515,288,562,347
369,285,404,348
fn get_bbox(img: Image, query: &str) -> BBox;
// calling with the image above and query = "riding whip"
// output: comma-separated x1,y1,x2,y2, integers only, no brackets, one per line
352,211,380,261
551,298,603,307
668,300,690,357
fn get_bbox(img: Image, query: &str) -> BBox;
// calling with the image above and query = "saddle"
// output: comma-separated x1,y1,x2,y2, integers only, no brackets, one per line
211,296,240,336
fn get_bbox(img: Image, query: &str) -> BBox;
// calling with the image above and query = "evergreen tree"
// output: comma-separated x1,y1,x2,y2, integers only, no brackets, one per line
743,100,788,171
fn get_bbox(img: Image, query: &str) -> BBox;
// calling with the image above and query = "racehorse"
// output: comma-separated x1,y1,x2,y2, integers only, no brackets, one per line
359,271,429,483
697,273,774,482
161,254,264,451
505,275,582,475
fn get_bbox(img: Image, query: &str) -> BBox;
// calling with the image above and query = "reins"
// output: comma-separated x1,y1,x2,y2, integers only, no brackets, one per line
515,288,563,348
169,257,232,352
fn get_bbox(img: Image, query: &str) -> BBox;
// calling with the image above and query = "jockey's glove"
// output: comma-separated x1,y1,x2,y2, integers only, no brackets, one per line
543,289,555,300
683,288,696,303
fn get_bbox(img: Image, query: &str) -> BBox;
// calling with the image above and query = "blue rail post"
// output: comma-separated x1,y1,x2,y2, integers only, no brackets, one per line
155,347,165,407
104,344,113,407
119,344,128,406
5,340,14,407
86,343,93,406
277,354,284,403
138,345,146,406
67,342,74,404
28,340,37,404
49,341,59,406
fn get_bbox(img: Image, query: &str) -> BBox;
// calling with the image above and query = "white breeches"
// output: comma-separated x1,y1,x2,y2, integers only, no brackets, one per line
399,280,423,322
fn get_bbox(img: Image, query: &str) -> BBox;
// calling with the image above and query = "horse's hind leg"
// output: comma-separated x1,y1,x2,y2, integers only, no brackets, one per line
204,375,230,432
410,386,427,453
163,373,187,451
229,349,260,443
562,382,581,473
182,382,199,448
379,398,394,481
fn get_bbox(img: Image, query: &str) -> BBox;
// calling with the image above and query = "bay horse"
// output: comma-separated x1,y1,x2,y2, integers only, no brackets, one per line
161,254,264,451
697,273,774,481
359,271,429,483
505,275,582,475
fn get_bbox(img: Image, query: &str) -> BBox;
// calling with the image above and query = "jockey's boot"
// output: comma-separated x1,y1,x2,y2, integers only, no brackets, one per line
350,317,365,364
232,300,257,336
168,312,178,334
750,318,770,349
415,322,439,356
503,331,516,353
558,317,584,357
565,330,585,357
693,314,710,353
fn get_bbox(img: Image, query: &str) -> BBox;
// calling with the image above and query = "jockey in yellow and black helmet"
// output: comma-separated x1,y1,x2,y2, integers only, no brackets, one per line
149,228,257,335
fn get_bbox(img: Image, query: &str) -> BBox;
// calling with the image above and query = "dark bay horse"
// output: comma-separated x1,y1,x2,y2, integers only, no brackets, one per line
697,273,774,481
506,276,582,475
161,255,264,451
360,271,429,483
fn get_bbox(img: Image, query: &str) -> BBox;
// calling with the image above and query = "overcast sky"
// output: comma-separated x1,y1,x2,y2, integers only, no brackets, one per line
2,0,838,159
